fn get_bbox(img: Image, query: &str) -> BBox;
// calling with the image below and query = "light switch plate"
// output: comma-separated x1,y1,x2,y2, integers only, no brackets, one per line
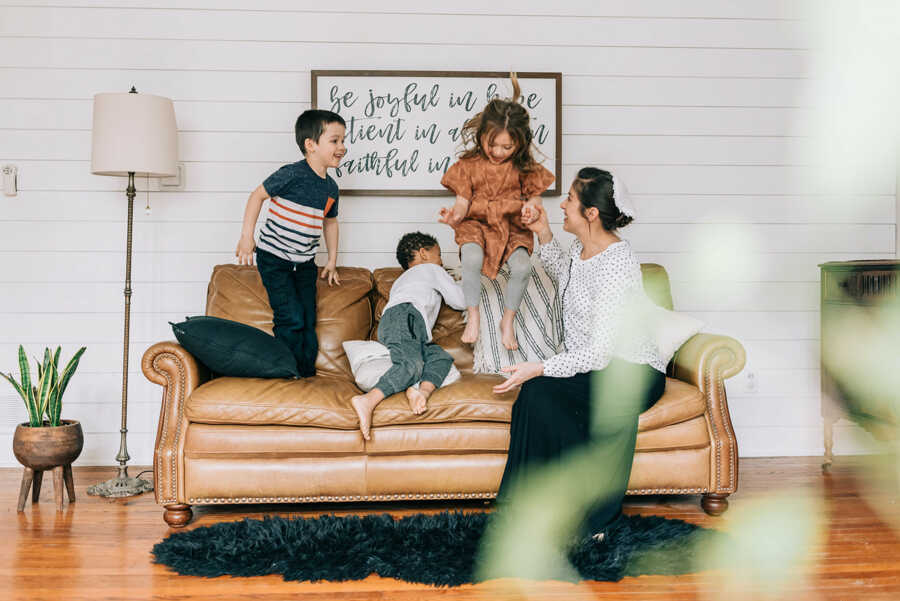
160,163,185,190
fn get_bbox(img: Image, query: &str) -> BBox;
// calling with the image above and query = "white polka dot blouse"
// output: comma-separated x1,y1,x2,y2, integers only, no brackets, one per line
539,236,667,378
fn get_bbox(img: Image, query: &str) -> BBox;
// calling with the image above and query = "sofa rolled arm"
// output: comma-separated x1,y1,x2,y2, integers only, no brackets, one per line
672,333,746,390
671,333,746,495
142,341,210,505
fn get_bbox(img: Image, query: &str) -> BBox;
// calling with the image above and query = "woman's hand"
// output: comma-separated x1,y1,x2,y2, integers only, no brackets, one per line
320,260,341,286
492,361,544,394
522,205,553,245
235,235,256,265
520,199,541,225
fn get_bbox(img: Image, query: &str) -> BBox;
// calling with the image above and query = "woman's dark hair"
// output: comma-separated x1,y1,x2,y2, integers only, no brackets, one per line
571,167,633,231
295,109,346,155
457,73,540,174
396,231,439,270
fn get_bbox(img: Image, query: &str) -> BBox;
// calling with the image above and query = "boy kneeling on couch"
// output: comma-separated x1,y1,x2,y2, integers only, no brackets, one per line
351,232,466,440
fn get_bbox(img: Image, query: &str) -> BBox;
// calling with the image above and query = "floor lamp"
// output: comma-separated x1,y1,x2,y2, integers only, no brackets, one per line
87,88,177,497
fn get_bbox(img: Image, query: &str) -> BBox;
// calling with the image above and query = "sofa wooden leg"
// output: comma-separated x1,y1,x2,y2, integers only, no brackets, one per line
163,504,193,528
701,493,729,516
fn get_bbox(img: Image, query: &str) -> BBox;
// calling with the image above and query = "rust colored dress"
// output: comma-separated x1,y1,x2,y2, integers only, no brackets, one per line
440,157,555,279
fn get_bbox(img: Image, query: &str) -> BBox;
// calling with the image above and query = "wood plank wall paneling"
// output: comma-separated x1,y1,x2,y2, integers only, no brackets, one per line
0,0,895,465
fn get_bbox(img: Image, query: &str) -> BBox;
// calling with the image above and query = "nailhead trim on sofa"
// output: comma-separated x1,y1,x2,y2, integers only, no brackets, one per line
188,492,498,504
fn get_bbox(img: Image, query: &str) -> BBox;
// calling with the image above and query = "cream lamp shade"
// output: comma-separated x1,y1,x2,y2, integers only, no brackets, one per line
91,92,177,177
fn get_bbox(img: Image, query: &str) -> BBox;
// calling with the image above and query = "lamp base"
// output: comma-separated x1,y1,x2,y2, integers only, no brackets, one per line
87,474,153,498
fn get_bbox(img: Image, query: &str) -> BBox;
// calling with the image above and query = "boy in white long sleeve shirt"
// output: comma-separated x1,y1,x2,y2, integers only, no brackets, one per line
351,232,466,440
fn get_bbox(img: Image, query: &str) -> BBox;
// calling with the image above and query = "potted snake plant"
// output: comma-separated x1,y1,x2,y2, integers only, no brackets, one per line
3,345,87,484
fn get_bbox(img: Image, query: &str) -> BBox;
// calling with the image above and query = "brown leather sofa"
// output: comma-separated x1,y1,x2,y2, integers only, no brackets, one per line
142,263,746,527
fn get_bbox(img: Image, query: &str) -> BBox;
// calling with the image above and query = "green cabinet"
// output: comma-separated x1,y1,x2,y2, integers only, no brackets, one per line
820,260,899,469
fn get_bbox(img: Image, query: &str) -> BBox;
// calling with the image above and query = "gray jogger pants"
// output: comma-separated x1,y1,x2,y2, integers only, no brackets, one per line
374,303,454,398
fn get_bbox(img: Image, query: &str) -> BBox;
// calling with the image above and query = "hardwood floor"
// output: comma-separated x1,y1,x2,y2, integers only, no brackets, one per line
1,457,898,600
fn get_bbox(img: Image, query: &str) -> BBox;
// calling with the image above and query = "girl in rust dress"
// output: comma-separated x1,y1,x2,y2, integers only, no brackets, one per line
438,74,555,351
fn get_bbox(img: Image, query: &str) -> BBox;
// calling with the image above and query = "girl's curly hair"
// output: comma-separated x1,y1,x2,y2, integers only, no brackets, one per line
458,73,540,173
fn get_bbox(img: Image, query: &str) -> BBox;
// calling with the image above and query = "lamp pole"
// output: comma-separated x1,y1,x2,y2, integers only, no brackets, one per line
115,171,136,475
87,88,154,498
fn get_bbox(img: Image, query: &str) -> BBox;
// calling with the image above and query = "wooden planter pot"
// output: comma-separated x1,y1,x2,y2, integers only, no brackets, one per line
13,420,84,511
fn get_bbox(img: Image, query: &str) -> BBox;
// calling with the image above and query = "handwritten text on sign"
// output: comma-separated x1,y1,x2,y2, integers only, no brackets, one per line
311,72,560,194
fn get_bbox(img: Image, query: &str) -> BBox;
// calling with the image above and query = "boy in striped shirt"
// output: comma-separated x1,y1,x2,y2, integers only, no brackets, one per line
235,109,346,377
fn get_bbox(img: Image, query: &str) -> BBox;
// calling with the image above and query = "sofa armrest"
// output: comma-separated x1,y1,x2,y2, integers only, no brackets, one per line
671,333,746,495
672,333,746,389
141,341,210,505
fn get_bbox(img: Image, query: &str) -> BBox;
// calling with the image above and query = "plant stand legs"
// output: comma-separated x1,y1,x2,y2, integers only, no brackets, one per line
52,466,65,511
163,504,193,528
17,467,34,512
17,465,75,512
63,464,76,503
32,470,43,503
701,493,730,516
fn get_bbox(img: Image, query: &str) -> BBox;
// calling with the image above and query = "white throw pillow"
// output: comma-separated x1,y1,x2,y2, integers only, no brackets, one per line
647,303,704,365
341,340,461,393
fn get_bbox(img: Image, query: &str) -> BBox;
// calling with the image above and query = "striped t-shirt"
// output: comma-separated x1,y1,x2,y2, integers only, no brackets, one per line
257,160,339,263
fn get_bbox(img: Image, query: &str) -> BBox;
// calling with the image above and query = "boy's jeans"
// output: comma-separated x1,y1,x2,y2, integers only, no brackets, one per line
375,303,453,398
256,249,318,377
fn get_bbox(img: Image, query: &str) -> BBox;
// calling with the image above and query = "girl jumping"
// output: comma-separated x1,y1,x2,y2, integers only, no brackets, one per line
438,73,555,351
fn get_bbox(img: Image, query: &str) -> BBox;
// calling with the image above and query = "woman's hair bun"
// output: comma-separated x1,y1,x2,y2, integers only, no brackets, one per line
572,167,633,231
614,213,633,229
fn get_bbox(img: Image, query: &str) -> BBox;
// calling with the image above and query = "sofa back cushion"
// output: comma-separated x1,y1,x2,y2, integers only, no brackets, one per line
205,264,374,379
371,267,472,374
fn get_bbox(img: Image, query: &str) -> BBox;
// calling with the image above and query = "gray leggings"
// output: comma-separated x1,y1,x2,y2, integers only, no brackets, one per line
460,243,532,311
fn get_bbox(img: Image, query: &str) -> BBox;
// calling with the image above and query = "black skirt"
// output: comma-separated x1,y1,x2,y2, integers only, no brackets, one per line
498,359,666,534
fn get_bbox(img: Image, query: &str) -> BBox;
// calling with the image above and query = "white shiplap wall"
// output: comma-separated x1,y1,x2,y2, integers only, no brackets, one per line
0,0,895,466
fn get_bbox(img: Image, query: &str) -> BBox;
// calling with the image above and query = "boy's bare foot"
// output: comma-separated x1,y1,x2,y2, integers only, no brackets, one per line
406,381,436,415
500,312,518,351
462,306,480,344
406,387,427,415
351,390,384,441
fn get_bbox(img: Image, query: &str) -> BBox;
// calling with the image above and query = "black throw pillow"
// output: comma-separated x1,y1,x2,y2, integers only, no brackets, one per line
170,316,299,378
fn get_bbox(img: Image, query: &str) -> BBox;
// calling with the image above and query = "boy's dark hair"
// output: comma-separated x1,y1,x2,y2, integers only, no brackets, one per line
572,167,633,231
295,109,346,155
396,231,439,270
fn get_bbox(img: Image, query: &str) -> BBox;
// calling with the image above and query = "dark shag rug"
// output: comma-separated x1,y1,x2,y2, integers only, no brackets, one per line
152,511,722,586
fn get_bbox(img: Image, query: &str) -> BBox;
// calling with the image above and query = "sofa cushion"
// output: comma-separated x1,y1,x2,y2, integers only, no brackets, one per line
187,376,363,429
205,264,374,380
186,373,703,435
184,423,365,455
186,373,517,430
364,422,510,454
372,374,516,427
638,378,706,432
636,415,708,452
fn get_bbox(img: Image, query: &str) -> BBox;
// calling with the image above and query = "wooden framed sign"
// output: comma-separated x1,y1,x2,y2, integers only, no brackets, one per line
311,70,562,196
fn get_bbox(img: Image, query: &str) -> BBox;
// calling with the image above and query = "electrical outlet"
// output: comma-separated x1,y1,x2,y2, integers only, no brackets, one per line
2,164,17,196
745,371,758,393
